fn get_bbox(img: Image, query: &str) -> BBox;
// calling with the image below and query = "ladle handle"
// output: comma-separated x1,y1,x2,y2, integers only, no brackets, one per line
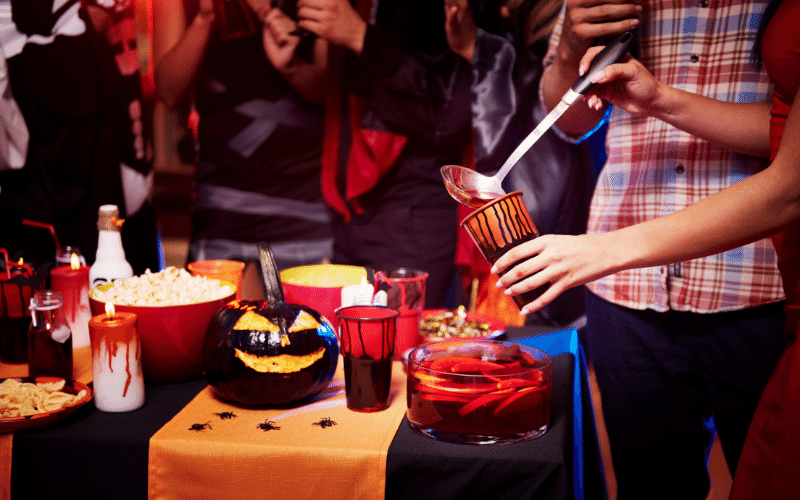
569,30,637,99
489,31,636,188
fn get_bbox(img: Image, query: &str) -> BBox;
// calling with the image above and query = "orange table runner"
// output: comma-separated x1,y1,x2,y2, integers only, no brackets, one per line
1,346,93,500
148,361,408,500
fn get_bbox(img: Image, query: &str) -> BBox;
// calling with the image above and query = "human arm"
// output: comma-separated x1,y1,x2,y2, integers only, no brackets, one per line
444,0,477,62
153,0,215,109
260,6,328,104
581,47,772,157
295,0,367,55
539,0,640,136
493,96,800,314
297,0,469,144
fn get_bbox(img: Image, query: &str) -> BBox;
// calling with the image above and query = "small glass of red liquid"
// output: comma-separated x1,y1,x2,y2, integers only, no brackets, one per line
406,339,551,444
28,290,73,379
336,305,400,412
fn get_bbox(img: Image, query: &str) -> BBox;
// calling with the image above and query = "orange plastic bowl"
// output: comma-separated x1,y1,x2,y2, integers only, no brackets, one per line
280,265,369,331
89,282,235,383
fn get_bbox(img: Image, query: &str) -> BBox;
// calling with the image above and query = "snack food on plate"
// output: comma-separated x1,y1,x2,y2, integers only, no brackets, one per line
0,378,87,417
91,267,234,306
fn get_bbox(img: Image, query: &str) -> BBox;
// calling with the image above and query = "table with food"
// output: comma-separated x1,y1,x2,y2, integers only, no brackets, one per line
0,232,593,500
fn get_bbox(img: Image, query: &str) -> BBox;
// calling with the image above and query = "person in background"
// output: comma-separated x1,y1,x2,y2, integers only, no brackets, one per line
494,0,796,497
494,0,788,498
82,0,160,275
0,0,159,274
153,0,333,298
296,0,472,309
0,34,27,174
444,0,594,328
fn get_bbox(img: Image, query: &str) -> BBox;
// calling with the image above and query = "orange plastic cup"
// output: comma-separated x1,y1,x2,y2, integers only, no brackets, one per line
187,260,245,300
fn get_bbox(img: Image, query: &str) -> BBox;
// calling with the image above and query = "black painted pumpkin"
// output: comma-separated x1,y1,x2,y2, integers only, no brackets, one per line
202,245,338,406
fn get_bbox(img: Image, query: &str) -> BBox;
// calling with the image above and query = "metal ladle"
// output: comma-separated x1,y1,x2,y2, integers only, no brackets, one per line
442,30,637,208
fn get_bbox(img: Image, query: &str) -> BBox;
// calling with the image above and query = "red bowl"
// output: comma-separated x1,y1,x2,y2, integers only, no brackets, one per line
89,283,235,383
280,265,369,331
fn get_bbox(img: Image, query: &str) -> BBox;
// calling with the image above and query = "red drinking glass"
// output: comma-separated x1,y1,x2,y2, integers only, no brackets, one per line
406,339,551,444
376,268,428,360
336,305,400,412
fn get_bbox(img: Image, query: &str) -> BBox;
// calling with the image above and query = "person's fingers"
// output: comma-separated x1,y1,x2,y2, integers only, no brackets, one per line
492,238,545,277
444,3,458,29
199,0,215,16
517,280,565,316
586,94,602,110
578,45,606,75
590,60,636,84
296,5,324,22
297,0,327,9
569,14,638,42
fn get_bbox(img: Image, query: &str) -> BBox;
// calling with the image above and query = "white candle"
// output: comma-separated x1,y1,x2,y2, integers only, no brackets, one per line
341,277,375,308
372,290,388,306
88,306,145,412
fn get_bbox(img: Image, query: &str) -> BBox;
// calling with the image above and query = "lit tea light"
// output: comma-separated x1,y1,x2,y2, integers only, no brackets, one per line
88,303,144,412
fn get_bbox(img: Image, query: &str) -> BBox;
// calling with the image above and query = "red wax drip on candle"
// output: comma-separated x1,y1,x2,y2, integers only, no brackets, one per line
50,265,90,325
89,312,139,397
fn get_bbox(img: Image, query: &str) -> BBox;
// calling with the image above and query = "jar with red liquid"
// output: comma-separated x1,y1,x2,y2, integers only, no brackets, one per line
406,339,551,444
0,281,34,363
0,256,39,364
28,290,73,379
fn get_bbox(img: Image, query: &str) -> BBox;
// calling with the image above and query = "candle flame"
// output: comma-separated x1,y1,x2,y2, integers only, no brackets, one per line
70,253,81,270
105,302,116,318
17,258,23,265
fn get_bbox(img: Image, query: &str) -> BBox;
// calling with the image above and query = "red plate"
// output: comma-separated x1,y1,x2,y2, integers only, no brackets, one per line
419,309,505,342
0,377,93,433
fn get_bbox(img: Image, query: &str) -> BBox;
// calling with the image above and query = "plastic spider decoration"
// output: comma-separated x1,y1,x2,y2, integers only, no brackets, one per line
214,411,237,420
257,419,281,431
312,417,337,429
189,421,212,431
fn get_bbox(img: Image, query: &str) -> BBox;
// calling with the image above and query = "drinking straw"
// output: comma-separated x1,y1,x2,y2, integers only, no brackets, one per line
0,248,35,280
22,219,62,255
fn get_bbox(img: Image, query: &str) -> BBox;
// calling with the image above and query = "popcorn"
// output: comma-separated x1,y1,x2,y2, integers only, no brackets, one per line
91,267,235,306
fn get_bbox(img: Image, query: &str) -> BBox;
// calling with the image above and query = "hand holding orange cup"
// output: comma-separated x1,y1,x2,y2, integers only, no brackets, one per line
187,260,245,300
460,191,548,310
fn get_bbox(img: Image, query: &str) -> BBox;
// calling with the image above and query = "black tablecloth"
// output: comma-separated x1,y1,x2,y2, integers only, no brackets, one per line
10,378,207,500
387,353,574,500
9,354,577,500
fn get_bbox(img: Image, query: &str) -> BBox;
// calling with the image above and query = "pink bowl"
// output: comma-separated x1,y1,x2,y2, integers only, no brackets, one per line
89,283,235,383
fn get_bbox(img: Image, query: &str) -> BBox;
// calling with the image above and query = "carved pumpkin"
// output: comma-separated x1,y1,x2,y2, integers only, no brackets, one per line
202,245,338,406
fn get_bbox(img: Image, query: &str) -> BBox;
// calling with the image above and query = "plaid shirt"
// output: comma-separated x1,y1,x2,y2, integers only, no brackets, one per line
545,0,785,313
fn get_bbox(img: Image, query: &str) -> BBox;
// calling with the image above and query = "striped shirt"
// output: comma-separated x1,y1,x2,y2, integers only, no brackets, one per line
545,0,785,312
